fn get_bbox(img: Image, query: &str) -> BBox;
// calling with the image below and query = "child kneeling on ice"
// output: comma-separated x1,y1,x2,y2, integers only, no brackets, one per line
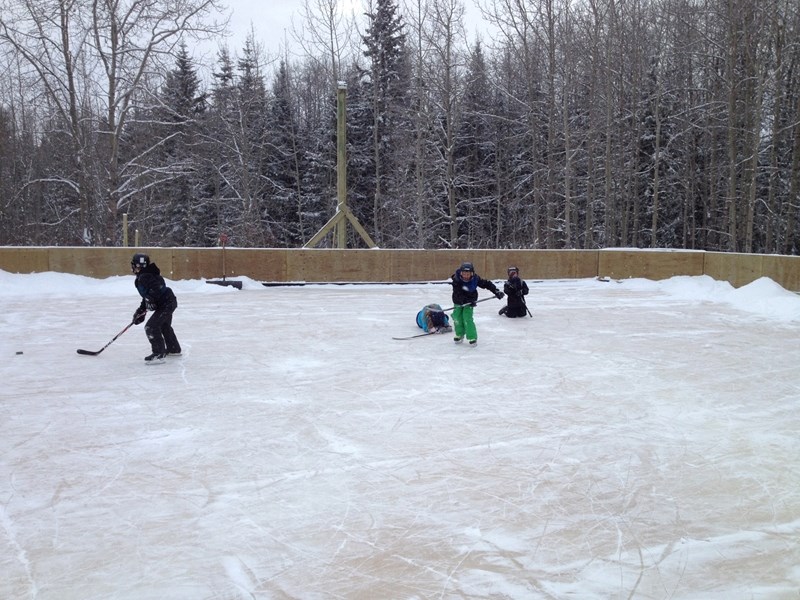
499,266,530,318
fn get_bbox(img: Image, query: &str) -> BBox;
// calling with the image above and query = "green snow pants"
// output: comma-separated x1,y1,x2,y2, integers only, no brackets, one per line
452,305,477,341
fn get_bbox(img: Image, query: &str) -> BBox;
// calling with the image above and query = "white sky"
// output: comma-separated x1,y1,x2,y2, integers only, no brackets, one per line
216,0,493,59
222,0,301,56
2,271,800,597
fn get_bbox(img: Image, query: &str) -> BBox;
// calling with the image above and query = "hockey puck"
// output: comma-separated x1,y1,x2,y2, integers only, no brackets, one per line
16,351,23,355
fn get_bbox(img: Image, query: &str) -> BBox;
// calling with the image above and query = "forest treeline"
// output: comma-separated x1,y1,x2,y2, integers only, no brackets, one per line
1,0,799,252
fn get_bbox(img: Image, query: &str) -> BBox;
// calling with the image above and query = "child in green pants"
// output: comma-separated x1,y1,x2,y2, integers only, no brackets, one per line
449,262,504,347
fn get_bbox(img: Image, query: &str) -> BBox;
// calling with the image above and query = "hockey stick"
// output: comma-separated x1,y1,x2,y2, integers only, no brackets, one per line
77,321,135,356
392,326,453,340
520,294,533,318
392,331,439,340
441,297,496,312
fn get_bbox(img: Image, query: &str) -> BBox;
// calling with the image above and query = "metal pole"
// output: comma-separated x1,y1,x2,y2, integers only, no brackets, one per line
219,233,229,281
122,213,128,247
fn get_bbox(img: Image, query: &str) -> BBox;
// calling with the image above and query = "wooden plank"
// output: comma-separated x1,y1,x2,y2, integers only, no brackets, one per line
599,250,704,281
0,247,49,273
3,247,800,292
703,252,763,289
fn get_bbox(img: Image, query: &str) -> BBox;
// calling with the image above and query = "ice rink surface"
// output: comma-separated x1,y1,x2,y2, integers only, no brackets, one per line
1,271,799,599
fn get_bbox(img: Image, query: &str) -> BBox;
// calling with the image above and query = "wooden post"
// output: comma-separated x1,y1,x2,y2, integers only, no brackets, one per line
122,213,128,247
336,82,347,249
303,82,375,249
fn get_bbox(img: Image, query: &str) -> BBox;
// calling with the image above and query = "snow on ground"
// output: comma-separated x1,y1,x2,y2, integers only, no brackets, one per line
1,270,799,599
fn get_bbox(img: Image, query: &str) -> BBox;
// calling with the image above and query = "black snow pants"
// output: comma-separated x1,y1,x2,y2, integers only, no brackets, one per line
145,296,181,354
500,303,528,318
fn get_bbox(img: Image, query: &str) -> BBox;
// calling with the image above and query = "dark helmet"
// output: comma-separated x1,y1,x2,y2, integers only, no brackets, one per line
460,262,474,272
131,253,150,272
508,266,520,275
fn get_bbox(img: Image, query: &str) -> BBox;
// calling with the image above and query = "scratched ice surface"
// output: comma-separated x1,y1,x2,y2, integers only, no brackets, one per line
1,270,799,599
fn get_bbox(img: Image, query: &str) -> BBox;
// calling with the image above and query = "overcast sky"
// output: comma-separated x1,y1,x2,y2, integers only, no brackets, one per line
214,0,299,56
213,0,493,61
215,0,357,58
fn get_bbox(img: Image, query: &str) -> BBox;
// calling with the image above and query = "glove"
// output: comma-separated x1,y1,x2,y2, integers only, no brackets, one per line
495,291,505,299
516,289,525,298
133,309,146,325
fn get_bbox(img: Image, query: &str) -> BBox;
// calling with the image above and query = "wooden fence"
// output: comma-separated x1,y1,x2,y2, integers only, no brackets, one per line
1,247,800,290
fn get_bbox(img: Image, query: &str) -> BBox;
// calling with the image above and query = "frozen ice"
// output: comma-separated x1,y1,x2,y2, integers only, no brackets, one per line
1,271,799,599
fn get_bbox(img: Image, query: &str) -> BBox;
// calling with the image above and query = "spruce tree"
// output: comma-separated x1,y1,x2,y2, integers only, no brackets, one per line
155,44,208,246
361,0,411,245
266,61,305,246
456,41,496,247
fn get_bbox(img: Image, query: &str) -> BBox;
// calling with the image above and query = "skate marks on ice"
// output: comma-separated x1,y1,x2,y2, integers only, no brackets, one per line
0,275,799,598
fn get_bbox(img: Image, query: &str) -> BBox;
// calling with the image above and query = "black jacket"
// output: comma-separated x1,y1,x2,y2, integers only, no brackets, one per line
450,268,499,306
135,262,177,312
503,276,529,308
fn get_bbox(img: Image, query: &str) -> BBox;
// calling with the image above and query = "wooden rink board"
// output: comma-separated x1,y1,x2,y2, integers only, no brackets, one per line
598,250,705,281
2,247,800,291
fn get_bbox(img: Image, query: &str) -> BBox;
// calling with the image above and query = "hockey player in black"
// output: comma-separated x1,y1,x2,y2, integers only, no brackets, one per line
499,266,530,318
131,253,181,363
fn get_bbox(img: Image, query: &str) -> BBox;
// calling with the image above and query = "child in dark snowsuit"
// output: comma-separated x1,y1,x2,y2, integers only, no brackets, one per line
131,253,181,363
499,266,530,318
449,262,503,347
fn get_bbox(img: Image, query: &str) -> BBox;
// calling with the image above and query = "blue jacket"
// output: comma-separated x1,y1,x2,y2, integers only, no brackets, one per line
416,304,450,331
450,269,499,305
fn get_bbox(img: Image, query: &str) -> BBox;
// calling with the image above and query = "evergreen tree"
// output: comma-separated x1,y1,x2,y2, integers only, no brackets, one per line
206,47,239,244
154,44,208,246
456,41,496,247
294,60,340,247
206,38,272,247
361,0,411,245
266,61,305,246
236,37,273,246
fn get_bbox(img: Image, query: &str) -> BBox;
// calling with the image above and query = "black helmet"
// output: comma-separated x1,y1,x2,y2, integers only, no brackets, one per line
508,266,519,275
460,262,474,272
131,253,150,272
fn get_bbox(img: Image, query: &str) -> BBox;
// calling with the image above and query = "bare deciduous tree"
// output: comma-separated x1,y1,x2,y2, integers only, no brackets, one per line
0,0,225,243
294,0,359,88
